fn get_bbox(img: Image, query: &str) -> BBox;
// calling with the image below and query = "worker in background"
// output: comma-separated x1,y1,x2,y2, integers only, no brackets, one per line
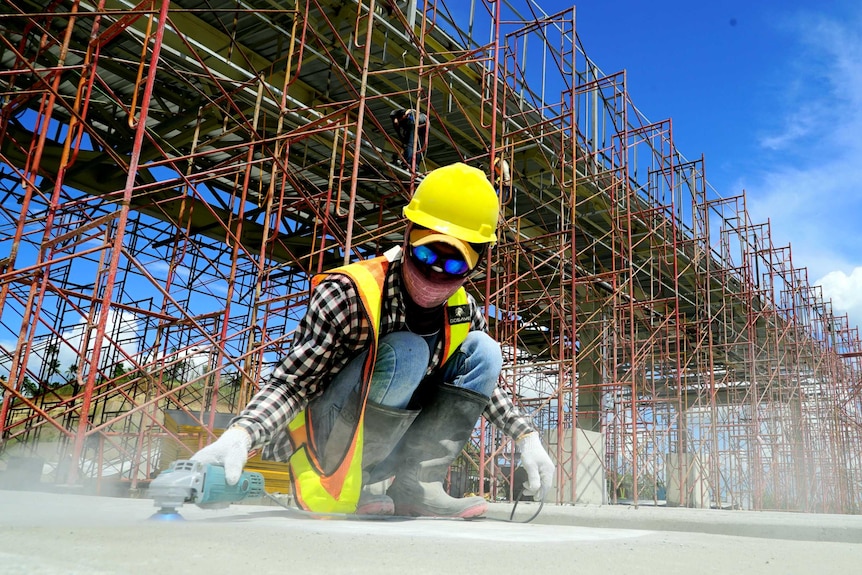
192,163,554,518
492,154,511,197
390,108,428,170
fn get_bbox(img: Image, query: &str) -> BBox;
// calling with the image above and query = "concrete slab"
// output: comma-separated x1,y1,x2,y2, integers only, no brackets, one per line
1,489,861,575
488,501,862,543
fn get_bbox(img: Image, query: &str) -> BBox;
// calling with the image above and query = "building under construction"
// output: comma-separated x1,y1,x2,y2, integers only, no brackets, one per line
1,0,860,513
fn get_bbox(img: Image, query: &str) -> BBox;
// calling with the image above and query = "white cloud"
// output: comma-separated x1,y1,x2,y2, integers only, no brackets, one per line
758,112,817,151
739,8,862,330
145,259,189,280
815,267,862,330
61,310,143,368
0,310,143,385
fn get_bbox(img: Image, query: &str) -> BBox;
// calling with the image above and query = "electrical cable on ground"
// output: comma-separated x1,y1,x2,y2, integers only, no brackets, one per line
261,489,544,523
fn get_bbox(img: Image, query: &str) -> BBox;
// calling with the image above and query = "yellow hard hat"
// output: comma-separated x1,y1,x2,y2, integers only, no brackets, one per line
403,162,499,244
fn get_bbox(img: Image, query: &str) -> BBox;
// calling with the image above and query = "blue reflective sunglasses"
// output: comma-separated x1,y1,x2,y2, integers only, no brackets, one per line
410,244,471,276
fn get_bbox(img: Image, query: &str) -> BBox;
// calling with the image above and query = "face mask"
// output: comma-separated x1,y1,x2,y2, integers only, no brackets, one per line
402,251,466,308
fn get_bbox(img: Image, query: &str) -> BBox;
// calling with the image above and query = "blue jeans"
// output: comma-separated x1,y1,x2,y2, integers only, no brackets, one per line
308,330,501,452
404,131,424,167
401,112,426,168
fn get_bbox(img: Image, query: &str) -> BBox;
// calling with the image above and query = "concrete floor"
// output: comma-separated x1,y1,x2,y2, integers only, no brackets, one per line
1,488,861,575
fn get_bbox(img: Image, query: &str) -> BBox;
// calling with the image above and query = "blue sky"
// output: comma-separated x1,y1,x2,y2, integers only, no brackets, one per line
539,0,862,332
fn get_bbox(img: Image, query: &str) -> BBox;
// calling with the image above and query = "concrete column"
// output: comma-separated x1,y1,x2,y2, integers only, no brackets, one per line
666,451,712,508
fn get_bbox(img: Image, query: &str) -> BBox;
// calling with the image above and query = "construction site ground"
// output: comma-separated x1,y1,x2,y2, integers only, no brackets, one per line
1,488,860,574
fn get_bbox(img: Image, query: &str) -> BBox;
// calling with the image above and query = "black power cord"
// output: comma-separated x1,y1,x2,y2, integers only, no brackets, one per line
263,488,545,523
506,490,544,523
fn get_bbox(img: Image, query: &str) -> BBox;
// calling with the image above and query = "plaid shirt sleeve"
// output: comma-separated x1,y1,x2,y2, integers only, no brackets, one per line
468,294,535,440
231,275,369,452
484,387,534,439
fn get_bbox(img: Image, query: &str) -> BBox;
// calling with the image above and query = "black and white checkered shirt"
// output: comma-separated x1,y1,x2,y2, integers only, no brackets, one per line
231,247,534,461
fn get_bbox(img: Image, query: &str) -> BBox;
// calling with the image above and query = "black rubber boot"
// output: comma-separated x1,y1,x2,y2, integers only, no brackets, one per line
355,401,420,516
387,383,488,518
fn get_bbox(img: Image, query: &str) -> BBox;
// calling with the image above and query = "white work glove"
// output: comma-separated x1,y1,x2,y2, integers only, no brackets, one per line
191,426,252,485
517,432,555,501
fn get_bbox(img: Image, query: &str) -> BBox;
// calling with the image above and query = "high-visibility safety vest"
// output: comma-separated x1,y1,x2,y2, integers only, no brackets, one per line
287,250,472,513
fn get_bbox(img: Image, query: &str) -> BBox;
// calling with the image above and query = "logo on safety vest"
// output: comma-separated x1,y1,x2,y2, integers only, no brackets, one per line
448,304,471,324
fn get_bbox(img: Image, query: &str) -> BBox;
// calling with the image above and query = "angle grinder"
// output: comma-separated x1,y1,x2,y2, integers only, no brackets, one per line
148,459,264,520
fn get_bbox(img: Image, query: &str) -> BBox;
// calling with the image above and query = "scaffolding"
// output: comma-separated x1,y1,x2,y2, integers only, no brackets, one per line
1,0,860,512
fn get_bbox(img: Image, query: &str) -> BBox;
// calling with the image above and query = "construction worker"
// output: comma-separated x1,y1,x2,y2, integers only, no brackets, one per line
192,163,554,518
493,155,511,189
390,108,427,170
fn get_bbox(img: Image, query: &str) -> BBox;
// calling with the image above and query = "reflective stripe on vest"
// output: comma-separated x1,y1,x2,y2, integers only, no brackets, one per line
287,256,471,513
442,289,470,362
287,256,386,513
